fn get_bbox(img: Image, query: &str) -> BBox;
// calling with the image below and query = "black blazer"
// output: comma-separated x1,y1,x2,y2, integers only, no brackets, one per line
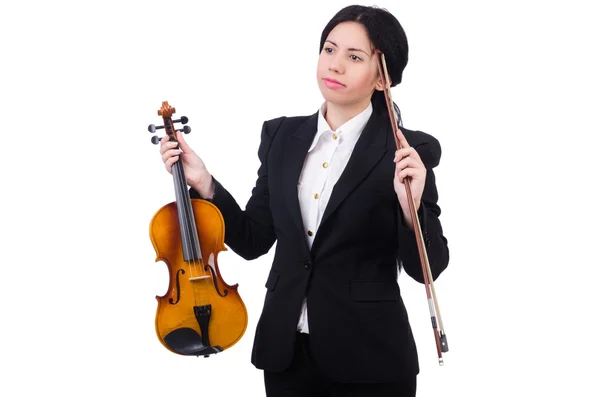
190,107,449,383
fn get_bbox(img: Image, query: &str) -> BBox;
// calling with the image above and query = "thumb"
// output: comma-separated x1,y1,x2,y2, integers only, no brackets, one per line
176,130,193,153
396,129,410,149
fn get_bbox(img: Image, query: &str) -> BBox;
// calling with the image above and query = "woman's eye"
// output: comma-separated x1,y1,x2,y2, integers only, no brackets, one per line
350,54,362,61
324,47,333,53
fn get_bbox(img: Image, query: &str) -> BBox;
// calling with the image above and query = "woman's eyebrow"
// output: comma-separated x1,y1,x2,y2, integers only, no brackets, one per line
326,40,369,56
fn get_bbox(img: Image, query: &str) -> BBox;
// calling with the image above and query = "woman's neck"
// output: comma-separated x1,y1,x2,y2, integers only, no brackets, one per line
324,98,371,131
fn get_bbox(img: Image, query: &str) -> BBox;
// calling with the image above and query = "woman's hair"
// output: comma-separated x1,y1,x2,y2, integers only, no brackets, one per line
319,5,408,125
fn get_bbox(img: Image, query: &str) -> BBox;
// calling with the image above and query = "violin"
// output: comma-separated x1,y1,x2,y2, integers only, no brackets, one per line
147,101,247,357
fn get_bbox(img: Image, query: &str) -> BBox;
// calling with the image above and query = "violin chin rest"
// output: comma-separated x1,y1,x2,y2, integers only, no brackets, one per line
164,327,223,357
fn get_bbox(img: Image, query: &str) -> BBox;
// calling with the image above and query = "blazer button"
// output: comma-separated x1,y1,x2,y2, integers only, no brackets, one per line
304,261,311,269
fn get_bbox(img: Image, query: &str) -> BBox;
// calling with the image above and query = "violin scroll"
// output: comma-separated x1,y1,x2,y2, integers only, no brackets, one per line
148,101,191,144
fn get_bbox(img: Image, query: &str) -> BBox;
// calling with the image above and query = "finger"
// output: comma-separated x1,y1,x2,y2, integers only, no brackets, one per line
159,140,178,155
162,148,182,163
393,149,406,162
397,167,423,182
393,147,418,162
395,154,423,170
165,155,179,173
396,130,410,149
396,157,420,171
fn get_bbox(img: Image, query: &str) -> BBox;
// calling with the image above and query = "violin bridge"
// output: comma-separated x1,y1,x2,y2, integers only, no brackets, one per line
189,275,211,281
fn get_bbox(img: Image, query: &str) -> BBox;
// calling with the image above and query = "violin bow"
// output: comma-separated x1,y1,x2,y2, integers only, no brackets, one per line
374,49,449,365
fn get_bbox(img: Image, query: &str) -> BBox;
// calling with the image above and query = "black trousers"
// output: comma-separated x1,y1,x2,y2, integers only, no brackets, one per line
263,332,417,397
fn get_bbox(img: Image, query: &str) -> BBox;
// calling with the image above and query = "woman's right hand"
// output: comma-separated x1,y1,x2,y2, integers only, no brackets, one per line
159,130,214,198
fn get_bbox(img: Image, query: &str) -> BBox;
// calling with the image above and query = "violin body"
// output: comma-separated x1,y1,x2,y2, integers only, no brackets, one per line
150,200,247,356
148,101,247,357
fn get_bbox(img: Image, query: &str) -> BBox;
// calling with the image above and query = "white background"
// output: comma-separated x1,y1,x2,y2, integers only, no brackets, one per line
1,0,599,395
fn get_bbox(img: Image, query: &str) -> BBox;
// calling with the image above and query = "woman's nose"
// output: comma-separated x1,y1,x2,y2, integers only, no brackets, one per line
329,61,342,73
328,56,343,73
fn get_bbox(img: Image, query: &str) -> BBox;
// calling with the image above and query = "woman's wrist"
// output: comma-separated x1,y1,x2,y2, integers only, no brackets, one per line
194,174,215,199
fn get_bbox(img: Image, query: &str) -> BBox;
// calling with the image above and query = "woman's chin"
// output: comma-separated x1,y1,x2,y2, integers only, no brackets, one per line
319,90,349,106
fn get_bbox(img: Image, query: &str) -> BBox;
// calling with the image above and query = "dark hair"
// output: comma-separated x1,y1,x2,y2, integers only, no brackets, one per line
319,5,408,124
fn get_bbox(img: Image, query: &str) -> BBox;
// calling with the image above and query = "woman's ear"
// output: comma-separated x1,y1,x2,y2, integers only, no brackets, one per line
374,72,385,92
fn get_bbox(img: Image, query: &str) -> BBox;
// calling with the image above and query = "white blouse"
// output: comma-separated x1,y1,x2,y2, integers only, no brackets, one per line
296,101,373,333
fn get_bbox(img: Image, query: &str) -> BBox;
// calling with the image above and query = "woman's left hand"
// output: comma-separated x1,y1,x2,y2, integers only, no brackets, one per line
393,131,426,225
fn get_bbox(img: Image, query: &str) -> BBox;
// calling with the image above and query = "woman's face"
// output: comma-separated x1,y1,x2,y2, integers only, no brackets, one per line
316,21,383,109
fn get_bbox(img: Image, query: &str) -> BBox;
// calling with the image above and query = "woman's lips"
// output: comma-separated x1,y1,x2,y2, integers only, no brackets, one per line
323,78,346,89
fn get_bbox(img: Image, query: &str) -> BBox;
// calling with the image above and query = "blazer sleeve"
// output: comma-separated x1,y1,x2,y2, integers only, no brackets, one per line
396,134,449,283
189,117,284,260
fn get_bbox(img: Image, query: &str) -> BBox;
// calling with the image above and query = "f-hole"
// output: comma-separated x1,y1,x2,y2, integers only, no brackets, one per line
205,265,228,297
169,269,185,304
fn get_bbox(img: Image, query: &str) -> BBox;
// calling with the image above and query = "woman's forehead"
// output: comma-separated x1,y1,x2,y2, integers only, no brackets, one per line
326,22,372,50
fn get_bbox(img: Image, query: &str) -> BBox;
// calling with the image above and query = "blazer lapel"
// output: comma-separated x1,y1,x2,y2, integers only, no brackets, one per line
280,109,391,253
317,110,389,234
282,112,319,245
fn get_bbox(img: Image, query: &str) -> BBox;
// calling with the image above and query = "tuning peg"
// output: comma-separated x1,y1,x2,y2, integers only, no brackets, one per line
176,126,191,134
148,124,164,133
173,116,189,125
151,136,163,144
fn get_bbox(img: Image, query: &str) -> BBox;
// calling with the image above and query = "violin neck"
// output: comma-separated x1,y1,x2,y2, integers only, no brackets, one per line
171,142,203,262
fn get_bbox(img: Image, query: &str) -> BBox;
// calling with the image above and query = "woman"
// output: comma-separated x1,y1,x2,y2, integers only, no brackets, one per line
160,5,449,396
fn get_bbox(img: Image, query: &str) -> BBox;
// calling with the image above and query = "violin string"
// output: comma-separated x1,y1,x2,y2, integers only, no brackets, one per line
182,167,202,307
171,122,203,309
189,196,209,309
181,167,209,310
